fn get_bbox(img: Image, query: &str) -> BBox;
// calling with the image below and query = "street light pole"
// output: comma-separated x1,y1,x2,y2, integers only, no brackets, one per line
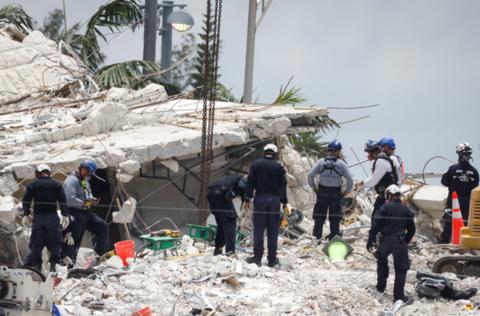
160,1,174,82
143,0,158,63
243,0,256,104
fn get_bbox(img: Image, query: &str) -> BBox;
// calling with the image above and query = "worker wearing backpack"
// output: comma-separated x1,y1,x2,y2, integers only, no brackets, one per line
307,141,353,240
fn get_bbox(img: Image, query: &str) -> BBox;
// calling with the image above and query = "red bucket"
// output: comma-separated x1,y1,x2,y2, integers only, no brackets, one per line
114,240,135,266
131,307,152,316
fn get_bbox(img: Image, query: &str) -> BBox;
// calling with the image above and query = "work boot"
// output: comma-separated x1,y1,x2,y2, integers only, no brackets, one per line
401,296,413,305
246,256,261,267
267,258,279,268
213,247,223,256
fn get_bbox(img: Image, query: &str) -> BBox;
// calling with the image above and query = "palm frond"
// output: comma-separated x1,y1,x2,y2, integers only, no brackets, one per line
288,132,328,158
94,59,160,89
272,76,306,105
78,0,142,70
312,114,339,132
0,4,33,32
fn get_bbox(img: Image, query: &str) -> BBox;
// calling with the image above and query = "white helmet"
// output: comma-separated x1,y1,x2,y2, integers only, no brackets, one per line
36,164,51,174
386,184,401,196
264,143,278,154
456,142,473,155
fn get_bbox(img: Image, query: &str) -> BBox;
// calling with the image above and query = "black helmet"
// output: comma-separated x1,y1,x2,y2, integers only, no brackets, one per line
364,140,380,153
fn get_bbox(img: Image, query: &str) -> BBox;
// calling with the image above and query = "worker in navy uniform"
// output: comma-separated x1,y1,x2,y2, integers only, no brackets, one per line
62,159,109,263
356,139,399,219
207,175,247,255
245,143,288,267
440,142,479,243
367,184,415,304
22,164,69,272
307,140,353,240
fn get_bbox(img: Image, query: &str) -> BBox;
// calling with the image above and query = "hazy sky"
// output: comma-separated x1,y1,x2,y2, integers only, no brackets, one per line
3,0,479,179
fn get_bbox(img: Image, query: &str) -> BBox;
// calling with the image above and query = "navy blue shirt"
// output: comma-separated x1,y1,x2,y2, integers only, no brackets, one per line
22,176,68,216
370,199,416,243
245,157,288,204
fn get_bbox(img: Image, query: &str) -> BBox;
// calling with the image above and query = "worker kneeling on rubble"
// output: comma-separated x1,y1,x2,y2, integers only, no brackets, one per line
62,159,109,263
207,175,247,255
307,140,353,240
245,144,288,267
440,142,479,243
22,164,69,272
367,184,415,304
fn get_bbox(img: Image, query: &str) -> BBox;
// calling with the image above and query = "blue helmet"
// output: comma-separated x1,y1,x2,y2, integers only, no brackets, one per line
327,140,342,151
364,139,380,153
80,159,97,173
379,137,396,149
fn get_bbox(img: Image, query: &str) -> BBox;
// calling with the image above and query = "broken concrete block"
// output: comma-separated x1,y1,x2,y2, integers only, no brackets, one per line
246,263,259,277
269,117,292,135
358,214,371,225
119,160,141,175
112,197,136,224
0,195,16,232
106,87,131,102
133,83,168,102
412,185,448,219
0,174,19,195
106,255,124,270
158,159,179,173
116,172,133,183
12,164,35,179
82,102,128,136
95,157,107,169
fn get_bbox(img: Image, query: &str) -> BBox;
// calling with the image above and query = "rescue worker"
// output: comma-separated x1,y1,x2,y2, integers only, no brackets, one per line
367,184,415,304
356,140,398,219
207,175,247,255
378,137,405,186
440,142,479,243
22,164,69,272
245,144,288,267
62,159,109,263
307,140,353,240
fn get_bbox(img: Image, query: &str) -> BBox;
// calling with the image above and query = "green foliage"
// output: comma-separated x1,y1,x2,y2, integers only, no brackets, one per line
289,132,329,158
76,0,142,71
170,33,196,90
0,4,33,32
191,14,221,99
94,59,161,89
272,77,306,106
39,9,83,55
215,82,238,102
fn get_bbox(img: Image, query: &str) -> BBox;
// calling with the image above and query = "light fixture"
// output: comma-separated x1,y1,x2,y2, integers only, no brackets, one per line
167,10,194,32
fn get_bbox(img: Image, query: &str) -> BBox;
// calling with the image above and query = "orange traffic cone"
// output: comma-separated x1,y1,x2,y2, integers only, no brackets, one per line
451,191,464,246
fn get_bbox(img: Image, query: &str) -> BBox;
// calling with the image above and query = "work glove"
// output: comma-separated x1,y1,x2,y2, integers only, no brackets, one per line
366,239,374,252
84,199,94,208
22,216,31,227
61,216,70,230
313,187,320,194
64,232,74,246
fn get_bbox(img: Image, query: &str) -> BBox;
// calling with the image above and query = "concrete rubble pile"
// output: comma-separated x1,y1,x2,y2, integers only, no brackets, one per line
0,27,327,264
53,230,480,316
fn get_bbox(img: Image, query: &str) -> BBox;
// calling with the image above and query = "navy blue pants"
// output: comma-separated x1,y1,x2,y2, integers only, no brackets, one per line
376,235,410,302
252,194,281,264
62,208,109,263
207,193,237,253
312,188,342,240
25,213,63,269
